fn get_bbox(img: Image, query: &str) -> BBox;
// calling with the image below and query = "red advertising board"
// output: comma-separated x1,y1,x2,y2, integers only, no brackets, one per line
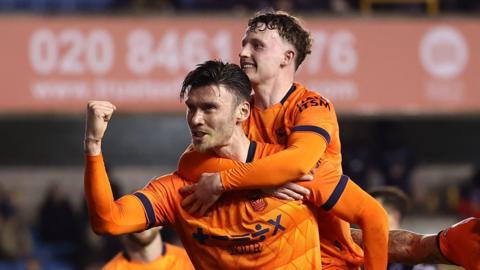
1,16,479,114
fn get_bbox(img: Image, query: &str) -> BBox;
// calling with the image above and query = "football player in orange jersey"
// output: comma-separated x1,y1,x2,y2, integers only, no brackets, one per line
177,10,388,270
102,227,194,270
176,11,480,270
84,61,323,269
83,59,479,269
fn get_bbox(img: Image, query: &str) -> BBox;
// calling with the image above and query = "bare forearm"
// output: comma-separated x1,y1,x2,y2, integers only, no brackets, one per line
390,230,449,264
351,229,450,265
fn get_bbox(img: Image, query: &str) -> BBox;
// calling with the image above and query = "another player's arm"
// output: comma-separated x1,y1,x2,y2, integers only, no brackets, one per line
353,217,480,269
218,94,334,190
217,132,327,190
351,229,449,265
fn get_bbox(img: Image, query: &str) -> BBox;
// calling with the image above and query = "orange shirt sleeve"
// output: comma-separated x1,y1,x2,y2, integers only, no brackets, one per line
84,154,148,235
438,217,480,270
219,96,337,190
301,178,389,270
84,155,178,235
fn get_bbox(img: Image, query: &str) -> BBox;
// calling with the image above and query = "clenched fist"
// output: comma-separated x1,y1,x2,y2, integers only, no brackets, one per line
84,101,116,155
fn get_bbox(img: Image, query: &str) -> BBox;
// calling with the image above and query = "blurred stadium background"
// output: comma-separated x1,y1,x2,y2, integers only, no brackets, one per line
0,0,479,269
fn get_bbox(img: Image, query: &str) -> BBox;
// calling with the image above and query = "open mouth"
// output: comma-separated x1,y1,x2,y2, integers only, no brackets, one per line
241,61,256,70
191,130,207,141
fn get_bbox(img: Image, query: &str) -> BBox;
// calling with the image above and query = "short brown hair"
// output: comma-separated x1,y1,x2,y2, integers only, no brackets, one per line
369,186,411,222
248,10,312,70
180,60,251,105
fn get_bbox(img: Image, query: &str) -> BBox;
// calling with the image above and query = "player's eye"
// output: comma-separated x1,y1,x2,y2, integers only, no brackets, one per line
252,41,264,50
253,43,262,50
204,105,217,111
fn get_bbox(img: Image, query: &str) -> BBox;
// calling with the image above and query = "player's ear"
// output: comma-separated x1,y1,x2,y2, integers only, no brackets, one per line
236,101,250,123
281,49,295,67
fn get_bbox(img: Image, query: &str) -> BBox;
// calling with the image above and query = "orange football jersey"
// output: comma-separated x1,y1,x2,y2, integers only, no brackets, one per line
85,144,322,270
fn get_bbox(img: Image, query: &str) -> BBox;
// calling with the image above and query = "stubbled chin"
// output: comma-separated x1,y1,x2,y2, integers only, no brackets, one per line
192,142,208,153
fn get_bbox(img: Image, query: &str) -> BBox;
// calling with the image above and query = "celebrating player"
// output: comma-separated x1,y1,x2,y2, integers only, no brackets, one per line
177,10,388,269
84,61,323,269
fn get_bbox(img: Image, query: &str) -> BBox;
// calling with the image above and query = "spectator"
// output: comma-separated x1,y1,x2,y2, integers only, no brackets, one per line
102,227,193,269
0,186,34,261
36,182,81,266
37,183,79,244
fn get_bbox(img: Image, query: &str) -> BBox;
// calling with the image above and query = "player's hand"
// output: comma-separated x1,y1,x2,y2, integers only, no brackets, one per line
297,174,314,181
84,101,116,155
301,162,319,181
179,172,224,217
438,217,480,270
263,182,310,201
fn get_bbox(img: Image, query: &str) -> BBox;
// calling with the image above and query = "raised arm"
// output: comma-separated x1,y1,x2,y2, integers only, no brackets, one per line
84,155,147,235
84,101,148,235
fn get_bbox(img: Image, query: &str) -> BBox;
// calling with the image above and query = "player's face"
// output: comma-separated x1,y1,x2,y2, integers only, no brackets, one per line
239,26,290,86
186,84,237,153
126,227,159,247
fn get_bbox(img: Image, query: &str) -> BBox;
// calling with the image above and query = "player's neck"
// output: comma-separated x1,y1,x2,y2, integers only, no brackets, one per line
252,73,294,110
213,128,250,162
126,233,163,263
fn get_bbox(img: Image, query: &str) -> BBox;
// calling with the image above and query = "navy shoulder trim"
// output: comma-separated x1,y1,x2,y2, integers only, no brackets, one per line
292,125,331,144
322,175,349,211
133,192,156,229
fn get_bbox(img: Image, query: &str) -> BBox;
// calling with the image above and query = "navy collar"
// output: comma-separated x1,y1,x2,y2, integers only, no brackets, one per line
246,141,257,163
279,84,297,105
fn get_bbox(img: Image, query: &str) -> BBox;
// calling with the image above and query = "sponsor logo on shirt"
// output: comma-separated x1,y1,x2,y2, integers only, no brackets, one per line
192,214,286,255
296,96,331,112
